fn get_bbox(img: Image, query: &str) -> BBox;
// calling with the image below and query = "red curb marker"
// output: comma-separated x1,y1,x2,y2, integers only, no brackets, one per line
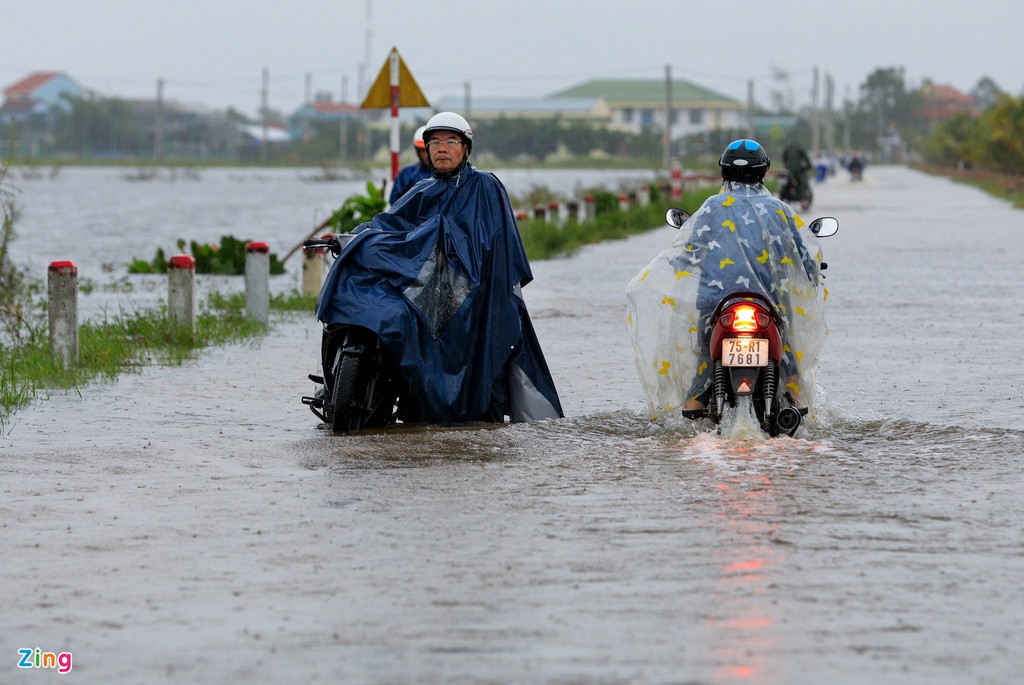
48,260,78,274
168,254,196,269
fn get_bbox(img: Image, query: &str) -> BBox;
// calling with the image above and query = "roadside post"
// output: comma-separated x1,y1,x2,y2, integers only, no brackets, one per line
167,254,196,331
302,244,327,297
245,241,270,325
566,200,580,223
47,260,78,367
671,161,683,200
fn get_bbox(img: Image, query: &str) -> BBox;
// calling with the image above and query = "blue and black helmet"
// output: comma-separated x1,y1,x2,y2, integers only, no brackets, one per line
719,139,770,184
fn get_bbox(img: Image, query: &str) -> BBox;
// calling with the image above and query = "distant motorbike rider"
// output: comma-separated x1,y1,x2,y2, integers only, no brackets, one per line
316,111,563,424
782,140,813,208
626,139,828,419
388,125,431,205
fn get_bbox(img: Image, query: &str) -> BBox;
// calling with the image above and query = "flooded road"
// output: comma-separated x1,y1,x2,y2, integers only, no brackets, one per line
2,166,1023,683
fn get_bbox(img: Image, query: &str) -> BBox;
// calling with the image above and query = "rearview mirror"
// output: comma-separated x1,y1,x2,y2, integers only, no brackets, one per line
809,216,839,237
665,208,691,229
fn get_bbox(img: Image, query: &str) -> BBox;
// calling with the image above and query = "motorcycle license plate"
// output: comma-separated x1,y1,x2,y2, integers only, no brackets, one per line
722,338,768,367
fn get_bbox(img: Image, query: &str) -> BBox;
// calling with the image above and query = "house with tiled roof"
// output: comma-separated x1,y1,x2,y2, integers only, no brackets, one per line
919,84,980,124
547,79,745,139
288,100,364,137
1,71,82,122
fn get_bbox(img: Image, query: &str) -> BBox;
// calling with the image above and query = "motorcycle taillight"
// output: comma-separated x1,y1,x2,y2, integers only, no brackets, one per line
722,304,771,332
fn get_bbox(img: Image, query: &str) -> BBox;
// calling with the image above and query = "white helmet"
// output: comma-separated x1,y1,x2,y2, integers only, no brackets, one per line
413,125,427,150
422,111,473,155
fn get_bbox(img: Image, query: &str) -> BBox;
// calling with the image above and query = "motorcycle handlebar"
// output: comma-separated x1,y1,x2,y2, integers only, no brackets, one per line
303,232,356,257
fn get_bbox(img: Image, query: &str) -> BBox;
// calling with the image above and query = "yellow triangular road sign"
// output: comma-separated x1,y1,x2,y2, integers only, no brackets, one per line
360,47,430,109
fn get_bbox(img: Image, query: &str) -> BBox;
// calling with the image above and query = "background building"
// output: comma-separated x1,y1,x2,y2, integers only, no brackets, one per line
547,79,745,138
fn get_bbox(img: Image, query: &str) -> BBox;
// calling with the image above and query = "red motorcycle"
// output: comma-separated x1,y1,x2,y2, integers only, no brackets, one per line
701,217,838,436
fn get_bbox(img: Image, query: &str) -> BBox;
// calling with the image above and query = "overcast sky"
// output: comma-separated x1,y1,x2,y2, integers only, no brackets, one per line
4,0,1022,118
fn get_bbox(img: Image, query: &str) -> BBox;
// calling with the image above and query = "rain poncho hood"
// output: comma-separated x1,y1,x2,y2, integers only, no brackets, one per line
316,162,563,423
626,182,828,419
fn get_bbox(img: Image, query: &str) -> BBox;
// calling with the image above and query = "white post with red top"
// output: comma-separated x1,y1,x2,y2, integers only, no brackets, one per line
670,161,683,200
245,241,270,325
48,260,79,367
389,49,400,183
302,244,327,297
168,254,196,330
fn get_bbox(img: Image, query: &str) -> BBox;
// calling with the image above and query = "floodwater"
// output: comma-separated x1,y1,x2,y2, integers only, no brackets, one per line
2,165,1023,684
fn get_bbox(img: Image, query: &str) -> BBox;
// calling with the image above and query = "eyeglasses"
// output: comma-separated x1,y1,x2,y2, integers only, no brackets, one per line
426,138,463,150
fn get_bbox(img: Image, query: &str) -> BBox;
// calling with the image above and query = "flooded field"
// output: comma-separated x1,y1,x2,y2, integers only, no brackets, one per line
2,165,1022,683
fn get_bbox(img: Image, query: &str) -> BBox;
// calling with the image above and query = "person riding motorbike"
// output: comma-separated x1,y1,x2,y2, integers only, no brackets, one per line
315,111,563,424
388,125,431,205
782,140,813,209
626,139,829,420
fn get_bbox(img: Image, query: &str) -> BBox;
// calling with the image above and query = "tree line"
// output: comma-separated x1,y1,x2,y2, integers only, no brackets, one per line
1,67,1020,172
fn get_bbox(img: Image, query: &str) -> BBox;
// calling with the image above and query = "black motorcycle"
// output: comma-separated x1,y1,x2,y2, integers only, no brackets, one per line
776,169,813,210
301,234,404,434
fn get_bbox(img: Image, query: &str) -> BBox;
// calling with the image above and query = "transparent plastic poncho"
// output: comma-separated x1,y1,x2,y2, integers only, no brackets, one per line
626,182,829,419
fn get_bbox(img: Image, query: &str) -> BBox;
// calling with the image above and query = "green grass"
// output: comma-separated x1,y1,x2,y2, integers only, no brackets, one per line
518,185,720,260
0,294,271,431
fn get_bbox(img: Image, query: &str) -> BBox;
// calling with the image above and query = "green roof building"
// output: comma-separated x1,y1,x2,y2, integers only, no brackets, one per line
548,79,746,139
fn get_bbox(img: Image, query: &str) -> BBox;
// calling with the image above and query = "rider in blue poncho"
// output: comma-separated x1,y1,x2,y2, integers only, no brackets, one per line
316,112,563,424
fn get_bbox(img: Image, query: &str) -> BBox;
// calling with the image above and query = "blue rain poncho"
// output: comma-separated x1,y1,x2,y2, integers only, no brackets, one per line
388,160,431,205
626,181,829,419
316,162,563,424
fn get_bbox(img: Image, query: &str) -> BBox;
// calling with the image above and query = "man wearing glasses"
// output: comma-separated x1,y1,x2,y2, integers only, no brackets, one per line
316,112,563,424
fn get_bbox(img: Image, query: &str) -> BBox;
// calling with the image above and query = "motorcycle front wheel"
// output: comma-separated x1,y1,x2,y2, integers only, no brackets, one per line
330,331,396,435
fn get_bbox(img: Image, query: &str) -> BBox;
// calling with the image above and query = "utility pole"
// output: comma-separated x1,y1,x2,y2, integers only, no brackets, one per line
340,74,348,164
843,86,852,151
362,0,373,163
261,67,269,166
357,63,366,162
154,77,164,163
825,73,835,155
811,66,820,156
464,81,472,120
303,72,311,143
747,79,755,139
663,64,672,171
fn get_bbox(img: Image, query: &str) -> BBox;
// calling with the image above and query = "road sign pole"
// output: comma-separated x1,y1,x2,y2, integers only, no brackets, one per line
361,46,429,179
389,49,400,181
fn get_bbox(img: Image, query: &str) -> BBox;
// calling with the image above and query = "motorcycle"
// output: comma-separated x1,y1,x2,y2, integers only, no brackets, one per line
300,229,563,434
665,209,838,437
846,155,865,181
776,168,813,210
301,233,404,434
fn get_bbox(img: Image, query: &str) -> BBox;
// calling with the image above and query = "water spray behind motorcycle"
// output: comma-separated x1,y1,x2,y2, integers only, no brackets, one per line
665,209,838,437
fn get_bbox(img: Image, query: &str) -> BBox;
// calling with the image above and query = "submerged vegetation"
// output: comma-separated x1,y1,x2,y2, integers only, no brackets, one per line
128,235,287,275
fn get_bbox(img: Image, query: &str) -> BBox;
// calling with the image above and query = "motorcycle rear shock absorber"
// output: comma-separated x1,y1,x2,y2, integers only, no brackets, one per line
762,359,776,417
713,359,728,419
